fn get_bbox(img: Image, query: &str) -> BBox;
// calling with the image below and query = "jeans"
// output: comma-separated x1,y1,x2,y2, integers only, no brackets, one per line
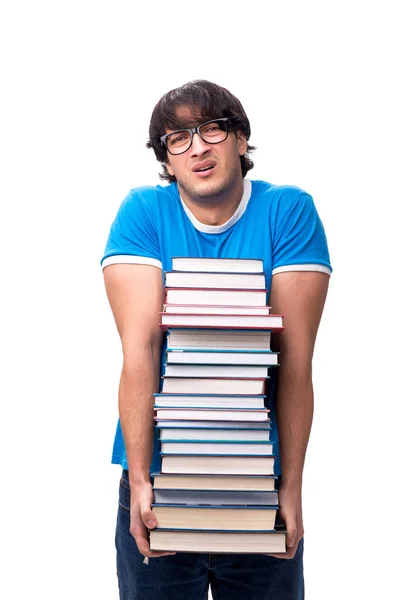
116,470,304,600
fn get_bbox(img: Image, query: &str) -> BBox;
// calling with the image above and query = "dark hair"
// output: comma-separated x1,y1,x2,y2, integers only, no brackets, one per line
146,80,255,183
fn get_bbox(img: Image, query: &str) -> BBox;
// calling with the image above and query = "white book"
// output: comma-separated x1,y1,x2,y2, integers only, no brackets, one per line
153,394,266,409
152,505,277,531
150,530,286,554
151,473,277,491
167,329,272,350
171,257,264,273
155,407,270,422
164,364,270,378
157,420,270,429
161,454,275,475
161,377,266,395
166,350,279,366
156,427,271,442
165,271,266,289
165,288,268,306
160,441,274,455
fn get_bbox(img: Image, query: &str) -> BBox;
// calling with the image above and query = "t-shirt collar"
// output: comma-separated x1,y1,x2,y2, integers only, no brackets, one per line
178,179,252,234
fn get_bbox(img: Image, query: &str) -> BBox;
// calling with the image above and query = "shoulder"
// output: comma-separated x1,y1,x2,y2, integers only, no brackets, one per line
121,183,178,209
250,179,310,204
249,180,315,222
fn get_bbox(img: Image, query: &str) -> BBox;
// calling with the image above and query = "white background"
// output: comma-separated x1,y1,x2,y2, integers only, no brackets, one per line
1,1,399,598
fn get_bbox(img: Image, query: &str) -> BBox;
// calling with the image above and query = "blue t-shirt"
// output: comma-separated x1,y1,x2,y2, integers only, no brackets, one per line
101,179,332,476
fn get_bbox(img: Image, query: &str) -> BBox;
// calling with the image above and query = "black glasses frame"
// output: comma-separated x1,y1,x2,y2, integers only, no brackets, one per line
160,118,231,155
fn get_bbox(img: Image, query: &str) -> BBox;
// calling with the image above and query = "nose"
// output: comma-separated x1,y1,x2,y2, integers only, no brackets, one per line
189,132,211,155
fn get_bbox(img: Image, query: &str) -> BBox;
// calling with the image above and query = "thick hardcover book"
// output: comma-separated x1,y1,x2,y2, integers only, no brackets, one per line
160,312,284,330
165,288,268,307
161,377,267,395
166,349,279,366
151,504,278,530
149,529,286,554
151,473,277,491
167,328,272,350
164,271,266,290
160,453,275,475
171,257,264,273
153,488,279,506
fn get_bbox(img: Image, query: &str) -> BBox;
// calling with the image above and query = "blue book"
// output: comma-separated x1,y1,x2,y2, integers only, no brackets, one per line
152,488,279,506
166,348,279,366
160,440,274,456
153,393,266,409
160,453,275,476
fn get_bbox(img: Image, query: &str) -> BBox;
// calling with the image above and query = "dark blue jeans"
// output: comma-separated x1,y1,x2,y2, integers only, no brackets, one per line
116,470,304,600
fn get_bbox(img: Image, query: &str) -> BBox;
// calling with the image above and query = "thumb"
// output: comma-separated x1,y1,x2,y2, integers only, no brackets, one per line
280,509,297,548
141,507,157,529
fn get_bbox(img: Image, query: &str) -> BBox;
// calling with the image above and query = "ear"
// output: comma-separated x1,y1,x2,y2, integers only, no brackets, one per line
236,130,248,156
165,161,175,177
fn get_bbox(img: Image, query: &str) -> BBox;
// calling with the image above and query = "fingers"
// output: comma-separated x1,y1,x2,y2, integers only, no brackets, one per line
130,498,176,558
267,543,298,560
131,521,176,558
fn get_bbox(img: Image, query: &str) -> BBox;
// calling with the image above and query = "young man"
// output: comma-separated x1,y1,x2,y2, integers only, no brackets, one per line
101,80,331,600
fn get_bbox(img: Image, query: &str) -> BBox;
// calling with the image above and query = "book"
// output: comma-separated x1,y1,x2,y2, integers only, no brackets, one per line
164,304,271,315
167,328,272,350
156,426,271,442
151,473,277,491
155,407,270,422
165,271,266,290
149,529,286,554
154,393,266,409
156,420,271,429
151,504,277,530
160,454,275,475
163,364,271,378
153,488,279,505
171,257,264,273
160,440,274,456
166,349,279,366
160,312,284,330
161,377,267,395
165,288,268,307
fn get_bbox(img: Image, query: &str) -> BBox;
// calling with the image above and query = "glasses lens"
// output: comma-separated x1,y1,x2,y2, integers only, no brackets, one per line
199,120,228,144
166,130,192,154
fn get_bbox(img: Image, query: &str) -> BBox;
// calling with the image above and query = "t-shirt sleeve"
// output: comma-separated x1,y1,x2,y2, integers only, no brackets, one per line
272,191,332,275
101,189,162,270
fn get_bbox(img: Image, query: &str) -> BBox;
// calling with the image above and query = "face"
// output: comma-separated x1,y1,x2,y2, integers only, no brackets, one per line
164,107,248,202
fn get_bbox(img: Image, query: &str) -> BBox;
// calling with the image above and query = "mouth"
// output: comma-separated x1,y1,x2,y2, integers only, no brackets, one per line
192,161,216,174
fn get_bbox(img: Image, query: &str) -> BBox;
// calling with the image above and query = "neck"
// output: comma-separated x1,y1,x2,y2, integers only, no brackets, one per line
178,179,245,227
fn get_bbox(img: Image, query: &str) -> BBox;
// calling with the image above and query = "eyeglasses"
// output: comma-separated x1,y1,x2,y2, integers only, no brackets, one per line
160,118,230,155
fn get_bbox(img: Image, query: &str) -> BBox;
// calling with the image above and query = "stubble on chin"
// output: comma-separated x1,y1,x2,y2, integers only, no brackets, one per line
178,168,240,205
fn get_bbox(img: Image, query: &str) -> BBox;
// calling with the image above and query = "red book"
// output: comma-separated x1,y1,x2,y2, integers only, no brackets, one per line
159,312,284,331
164,287,268,307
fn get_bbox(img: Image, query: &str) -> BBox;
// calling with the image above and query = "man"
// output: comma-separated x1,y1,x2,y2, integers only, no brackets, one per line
101,80,331,599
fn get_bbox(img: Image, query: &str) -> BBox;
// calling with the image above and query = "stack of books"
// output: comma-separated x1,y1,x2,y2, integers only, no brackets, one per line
149,257,286,554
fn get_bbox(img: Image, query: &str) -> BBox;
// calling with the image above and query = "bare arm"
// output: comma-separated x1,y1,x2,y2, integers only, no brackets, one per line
104,263,173,557
268,270,329,556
